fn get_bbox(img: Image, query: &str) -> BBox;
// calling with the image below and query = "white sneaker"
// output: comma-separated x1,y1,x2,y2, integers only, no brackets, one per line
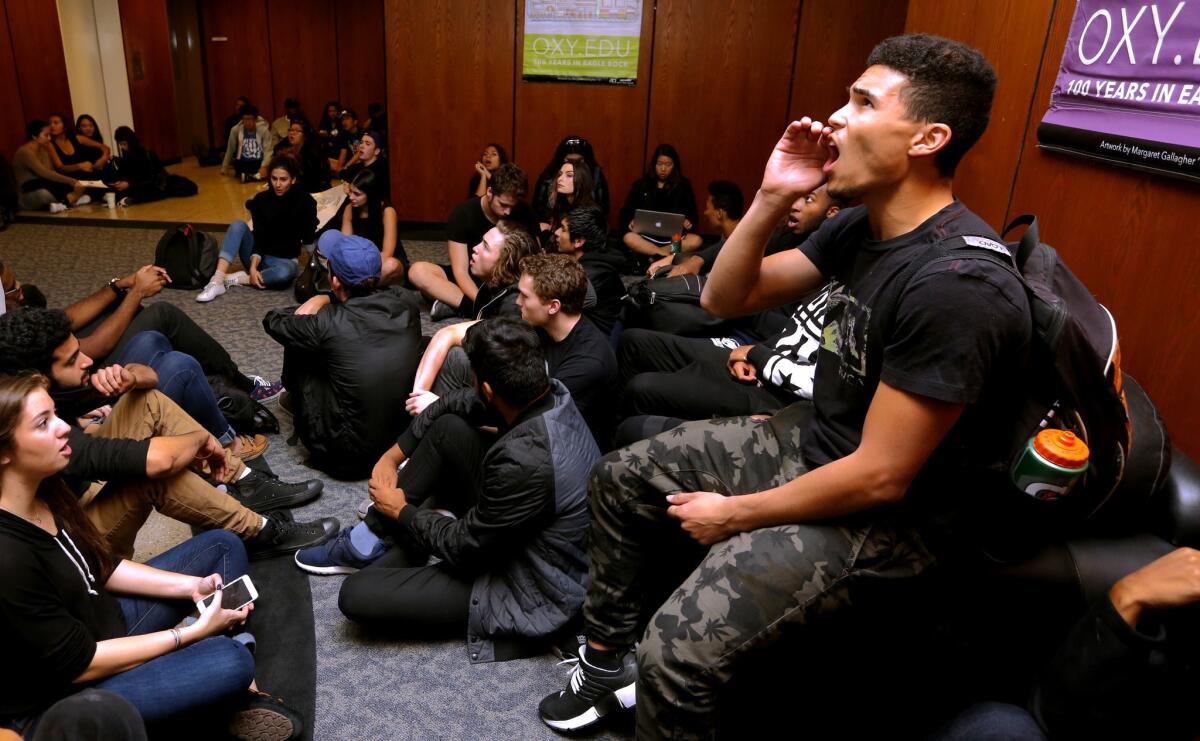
196,281,226,303
49,203,68,214
225,270,249,285
75,195,92,206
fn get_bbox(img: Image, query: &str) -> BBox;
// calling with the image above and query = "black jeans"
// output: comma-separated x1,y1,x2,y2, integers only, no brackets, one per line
340,414,491,632
618,328,790,420
108,303,252,391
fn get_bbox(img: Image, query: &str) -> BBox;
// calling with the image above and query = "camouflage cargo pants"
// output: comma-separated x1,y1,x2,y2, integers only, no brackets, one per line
584,412,936,740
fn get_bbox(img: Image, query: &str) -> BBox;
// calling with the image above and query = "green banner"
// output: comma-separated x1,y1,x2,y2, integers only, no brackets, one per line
523,33,640,83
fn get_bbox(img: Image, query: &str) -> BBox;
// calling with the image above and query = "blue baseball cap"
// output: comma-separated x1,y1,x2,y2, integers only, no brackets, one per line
318,231,381,286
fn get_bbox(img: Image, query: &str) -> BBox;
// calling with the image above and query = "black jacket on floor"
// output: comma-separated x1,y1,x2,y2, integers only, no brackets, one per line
394,380,599,662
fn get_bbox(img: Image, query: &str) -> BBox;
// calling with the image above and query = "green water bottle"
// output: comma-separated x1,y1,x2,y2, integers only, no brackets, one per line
670,233,683,255
1010,428,1090,501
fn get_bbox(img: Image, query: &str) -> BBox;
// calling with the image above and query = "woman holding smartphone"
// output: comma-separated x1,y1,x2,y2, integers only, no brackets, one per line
0,372,302,738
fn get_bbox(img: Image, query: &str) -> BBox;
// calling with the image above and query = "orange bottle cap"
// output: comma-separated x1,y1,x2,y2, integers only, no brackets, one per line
671,233,682,240
1033,429,1090,468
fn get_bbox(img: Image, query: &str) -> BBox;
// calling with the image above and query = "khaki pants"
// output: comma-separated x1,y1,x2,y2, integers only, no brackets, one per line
80,390,262,560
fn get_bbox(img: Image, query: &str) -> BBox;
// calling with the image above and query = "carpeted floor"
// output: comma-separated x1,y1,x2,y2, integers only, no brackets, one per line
0,222,633,740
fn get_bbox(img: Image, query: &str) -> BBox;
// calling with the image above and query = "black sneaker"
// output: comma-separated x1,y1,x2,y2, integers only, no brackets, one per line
538,645,637,732
248,511,339,561
230,469,323,513
226,690,303,740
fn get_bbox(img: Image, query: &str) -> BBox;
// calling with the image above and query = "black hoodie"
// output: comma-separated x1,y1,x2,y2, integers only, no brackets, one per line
0,510,125,721
578,247,625,336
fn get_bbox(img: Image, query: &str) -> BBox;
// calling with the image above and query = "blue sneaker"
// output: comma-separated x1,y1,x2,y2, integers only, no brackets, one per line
249,375,284,403
293,526,386,575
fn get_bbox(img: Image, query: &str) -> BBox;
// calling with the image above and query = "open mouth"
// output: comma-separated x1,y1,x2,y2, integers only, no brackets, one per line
823,140,840,174
61,443,72,457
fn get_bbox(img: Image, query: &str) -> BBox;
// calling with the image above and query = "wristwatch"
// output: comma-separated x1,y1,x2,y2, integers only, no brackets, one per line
107,277,124,295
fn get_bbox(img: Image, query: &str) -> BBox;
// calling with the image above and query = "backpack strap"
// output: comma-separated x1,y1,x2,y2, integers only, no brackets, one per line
1002,213,1039,271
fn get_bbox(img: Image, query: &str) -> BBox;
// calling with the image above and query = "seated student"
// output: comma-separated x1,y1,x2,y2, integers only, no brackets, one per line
273,119,330,193
407,163,532,319
537,35,1030,735
220,104,273,182
328,109,362,176
407,254,616,440
263,232,421,479
645,179,744,277
0,318,334,561
619,144,703,258
551,205,624,336
469,142,508,198
0,372,306,738
533,135,609,218
270,97,301,148
295,319,598,660
341,168,407,285
12,120,87,212
198,154,317,302
223,97,250,149
338,130,388,198
74,114,104,146
2,261,279,404
535,159,596,233
106,127,195,207
46,113,110,179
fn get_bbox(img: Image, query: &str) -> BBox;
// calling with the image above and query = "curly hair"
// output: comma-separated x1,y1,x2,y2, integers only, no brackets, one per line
0,308,73,375
867,34,997,176
520,253,588,315
487,221,542,288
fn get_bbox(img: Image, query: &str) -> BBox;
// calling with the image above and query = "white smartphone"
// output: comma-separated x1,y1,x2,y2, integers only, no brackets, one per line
195,574,258,612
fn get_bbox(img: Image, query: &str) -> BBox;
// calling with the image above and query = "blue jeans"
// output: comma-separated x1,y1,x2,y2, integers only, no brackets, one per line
113,331,236,445
94,531,255,724
221,220,301,288
928,702,1048,741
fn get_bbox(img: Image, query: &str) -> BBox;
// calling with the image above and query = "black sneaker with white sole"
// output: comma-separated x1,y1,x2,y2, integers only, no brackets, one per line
538,645,637,732
247,511,339,561
229,469,323,513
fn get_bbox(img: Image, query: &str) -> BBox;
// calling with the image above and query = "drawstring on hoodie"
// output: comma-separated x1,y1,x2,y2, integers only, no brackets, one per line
55,528,98,597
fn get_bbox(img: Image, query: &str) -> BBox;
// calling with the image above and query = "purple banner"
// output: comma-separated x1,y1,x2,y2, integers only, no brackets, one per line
1039,0,1200,182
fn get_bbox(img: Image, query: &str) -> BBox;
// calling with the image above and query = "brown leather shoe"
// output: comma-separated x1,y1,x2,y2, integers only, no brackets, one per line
232,434,269,461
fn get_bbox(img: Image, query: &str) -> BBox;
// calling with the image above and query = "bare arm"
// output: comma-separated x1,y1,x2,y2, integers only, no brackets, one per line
668,382,963,544
74,266,169,358
340,202,354,235
447,240,478,301
104,558,203,599
380,207,398,260
412,321,476,391
703,118,833,318
77,135,110,168
145,430,211,478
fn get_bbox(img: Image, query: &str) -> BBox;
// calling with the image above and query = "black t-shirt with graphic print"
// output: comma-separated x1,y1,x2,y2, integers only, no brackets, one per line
797,202,1031,499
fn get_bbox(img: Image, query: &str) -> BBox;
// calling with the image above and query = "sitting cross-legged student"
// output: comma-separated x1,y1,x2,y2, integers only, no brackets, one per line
46,113,110,183
644,180,744,278
1,260,280,405
198,154,317,302
407,163,536,320
538,35,1034,736
263,232,421,480
0,372,306,738
340,168,407,285
12,120,87,212
0,310,334,561
295,319,599,664
550,205,625,336
619,144,703,259
406,254,617,443
220,104,273,182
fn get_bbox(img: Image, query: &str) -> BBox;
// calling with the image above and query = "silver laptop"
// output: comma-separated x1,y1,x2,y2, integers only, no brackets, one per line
633,209,686,238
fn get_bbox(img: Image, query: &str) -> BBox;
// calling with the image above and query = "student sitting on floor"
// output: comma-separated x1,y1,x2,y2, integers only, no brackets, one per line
341,168,406,285
263,232,421,480
645,179,744,277
295,319,598,664
198,154,317,302
46,113,110,181
406,254,616,443
469,142,508,198
338,130,388,199
619,143,703,259
550,205,625,337
0,308,334,562
328,109,362,176
535,159,597,235
12,120,87,212
407,163,534,320
220,104,273,182
0,371,305,739
272,118,330,194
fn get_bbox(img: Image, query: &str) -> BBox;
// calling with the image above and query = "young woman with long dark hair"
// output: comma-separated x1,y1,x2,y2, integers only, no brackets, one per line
469,142,509,198
618,143,703,256
0,372,302,738
342,168,407,285
46,113,109,177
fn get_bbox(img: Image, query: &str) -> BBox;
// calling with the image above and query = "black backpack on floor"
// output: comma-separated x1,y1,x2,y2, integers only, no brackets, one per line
880,215,1170,542
154,224,218,289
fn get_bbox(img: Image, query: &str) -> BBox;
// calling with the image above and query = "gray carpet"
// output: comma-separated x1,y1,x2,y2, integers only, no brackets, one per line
0,222,632,740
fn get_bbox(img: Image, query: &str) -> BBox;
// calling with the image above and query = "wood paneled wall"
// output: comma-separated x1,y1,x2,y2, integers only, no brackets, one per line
383,0,906,226
118,0,179,159
0,0,73,153
906,0,1200,457
201,0,385,148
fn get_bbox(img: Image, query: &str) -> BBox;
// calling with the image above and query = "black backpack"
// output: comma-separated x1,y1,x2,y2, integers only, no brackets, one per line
881,215,1170,536
622,274,732,336
154,224,218,289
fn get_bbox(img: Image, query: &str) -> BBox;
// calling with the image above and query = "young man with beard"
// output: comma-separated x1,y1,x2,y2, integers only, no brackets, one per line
538,34,1032,737
0,309,335,561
